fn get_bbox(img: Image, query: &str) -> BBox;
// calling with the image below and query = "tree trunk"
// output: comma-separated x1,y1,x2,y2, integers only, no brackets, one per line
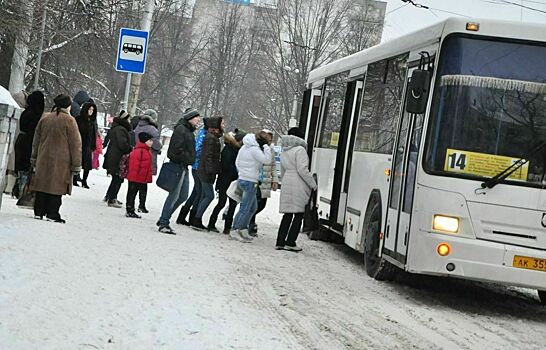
9,0,35,93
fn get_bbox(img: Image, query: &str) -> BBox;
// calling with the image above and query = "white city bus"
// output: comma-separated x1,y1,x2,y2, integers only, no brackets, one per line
300,18,546,303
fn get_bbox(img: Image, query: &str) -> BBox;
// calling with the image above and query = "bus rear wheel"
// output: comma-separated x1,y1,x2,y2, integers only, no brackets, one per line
538,290,546,305
363,197,395,281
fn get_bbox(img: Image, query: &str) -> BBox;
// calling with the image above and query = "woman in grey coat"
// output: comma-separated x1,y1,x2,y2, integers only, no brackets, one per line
134,109,162,175
276,128,317,251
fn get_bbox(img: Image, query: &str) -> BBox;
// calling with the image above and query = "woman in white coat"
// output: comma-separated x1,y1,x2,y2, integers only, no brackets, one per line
276,128,317,251
230,132,272,242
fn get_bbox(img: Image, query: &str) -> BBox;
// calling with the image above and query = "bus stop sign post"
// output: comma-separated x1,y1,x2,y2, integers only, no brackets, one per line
116,28,149,111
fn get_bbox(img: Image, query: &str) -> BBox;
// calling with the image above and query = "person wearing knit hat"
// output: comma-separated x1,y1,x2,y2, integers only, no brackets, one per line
30,94,82,223
183,108,200,121
208,127,245,233
134,109,162,189
103,109,133,207
157,108,201,234
176,117,208,226
125,132,154,219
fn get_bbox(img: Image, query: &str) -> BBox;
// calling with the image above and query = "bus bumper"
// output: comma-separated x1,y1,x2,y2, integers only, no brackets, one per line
407,231,546,290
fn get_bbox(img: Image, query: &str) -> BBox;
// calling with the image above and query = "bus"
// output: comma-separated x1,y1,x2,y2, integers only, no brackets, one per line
300,18,546,304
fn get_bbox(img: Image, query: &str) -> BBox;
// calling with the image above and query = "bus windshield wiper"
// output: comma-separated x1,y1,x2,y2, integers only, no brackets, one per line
481,141,546,189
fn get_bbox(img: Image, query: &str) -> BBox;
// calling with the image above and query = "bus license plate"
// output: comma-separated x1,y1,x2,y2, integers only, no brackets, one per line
513,255,546,272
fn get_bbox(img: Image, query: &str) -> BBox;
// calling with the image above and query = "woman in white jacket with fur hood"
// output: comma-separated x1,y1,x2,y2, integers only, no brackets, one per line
276,127,317,251
230,132,272,242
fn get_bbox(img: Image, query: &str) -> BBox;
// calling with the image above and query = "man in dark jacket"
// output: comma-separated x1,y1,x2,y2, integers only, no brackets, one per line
192,117,223,230
157,108,201,234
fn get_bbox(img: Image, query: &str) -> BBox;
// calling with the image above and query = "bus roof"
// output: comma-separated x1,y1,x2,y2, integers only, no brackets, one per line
307,17,546,86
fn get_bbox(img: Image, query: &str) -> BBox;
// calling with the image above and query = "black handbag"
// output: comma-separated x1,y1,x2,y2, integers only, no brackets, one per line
302,175,319,235
156,162,184,192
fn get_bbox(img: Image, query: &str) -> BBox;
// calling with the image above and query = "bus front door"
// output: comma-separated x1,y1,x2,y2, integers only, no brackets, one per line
384,74,424,264
329,80,363,231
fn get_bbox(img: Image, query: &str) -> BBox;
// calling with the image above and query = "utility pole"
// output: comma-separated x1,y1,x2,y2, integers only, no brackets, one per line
8,0,35,93
33,1,48,91
127,0,155,116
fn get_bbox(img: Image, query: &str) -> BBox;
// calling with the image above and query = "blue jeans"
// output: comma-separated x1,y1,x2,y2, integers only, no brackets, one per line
159,168,189,226
196,182,214,219
185,169,203,209
232,180,258,231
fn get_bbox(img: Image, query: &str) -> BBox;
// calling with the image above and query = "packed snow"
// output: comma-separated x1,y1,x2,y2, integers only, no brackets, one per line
1,167,546,349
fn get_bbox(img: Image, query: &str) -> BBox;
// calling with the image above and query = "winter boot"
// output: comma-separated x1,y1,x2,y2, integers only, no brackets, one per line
188,208,197,226
223,216,234,235
73,176,80,187
81,179,89,189
108,199,122,208
158,225,176,235
176,205,191,225
191,217,207,231
126,211,142,219
208,214,219,233
138,206,149,214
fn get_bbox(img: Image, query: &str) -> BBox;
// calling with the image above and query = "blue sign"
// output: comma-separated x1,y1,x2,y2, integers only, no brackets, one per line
116,28,149,74
224,0,251,4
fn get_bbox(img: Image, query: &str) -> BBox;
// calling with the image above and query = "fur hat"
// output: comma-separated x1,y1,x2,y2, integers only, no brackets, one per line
234,128,247,142
138,132,153,143
288,127,304,139
142,109,158,122
183,108,200,121
53,94,72,109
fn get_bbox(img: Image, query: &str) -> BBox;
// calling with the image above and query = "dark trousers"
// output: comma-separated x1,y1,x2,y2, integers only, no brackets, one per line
82,169,90,182
210,183,229,227
223,198,238,233
276,213,304,247
34,191,62,220
177,169,202,222
106,174,123,201
250,198,267,228
126,181,148,212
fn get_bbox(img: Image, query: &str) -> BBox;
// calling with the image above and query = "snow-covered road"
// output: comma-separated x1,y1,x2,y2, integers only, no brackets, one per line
1,170,546,350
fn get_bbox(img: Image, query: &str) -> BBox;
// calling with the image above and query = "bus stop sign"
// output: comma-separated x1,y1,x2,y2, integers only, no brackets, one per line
116,28,149,74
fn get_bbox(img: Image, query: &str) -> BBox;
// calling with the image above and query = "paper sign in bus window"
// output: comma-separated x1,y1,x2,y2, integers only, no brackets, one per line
444,149,529,181
120,36,146,62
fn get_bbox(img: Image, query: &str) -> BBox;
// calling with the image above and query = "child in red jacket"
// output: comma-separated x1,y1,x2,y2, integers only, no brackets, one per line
126,132,154,218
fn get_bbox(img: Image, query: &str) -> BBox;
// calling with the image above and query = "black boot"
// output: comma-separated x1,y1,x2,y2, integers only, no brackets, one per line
81,179,90,189
208,214,219,233
73,175,80,187
176,205,190,225
189,208,197,225
223,216,233,235
191,217,207,231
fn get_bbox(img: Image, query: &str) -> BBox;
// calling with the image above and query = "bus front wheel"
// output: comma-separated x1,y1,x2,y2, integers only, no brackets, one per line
538,290,546,305
363,196,395,281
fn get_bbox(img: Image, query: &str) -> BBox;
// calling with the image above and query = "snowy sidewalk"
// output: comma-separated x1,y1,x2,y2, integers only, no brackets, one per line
2,170,546,350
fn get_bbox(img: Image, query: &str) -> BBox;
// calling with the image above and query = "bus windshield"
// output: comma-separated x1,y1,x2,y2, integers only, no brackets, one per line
425,35,546,187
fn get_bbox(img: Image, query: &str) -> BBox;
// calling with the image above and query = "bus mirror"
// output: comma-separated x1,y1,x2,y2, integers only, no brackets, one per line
406,70,432,114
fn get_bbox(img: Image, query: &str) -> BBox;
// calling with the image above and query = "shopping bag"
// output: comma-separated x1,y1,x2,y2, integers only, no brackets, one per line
119,154,130,179
16,175,35,209
226,180,243,203
156,162,184,192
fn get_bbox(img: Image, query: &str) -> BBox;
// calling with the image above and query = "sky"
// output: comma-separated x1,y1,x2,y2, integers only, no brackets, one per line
381,0,546,42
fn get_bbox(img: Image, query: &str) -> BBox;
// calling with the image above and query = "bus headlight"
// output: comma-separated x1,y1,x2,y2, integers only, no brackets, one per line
433,215,460,233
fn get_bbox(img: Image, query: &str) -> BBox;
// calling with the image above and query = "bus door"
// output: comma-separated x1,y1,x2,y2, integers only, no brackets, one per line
385,67,428,264
300,89,322,164
329,80,363,231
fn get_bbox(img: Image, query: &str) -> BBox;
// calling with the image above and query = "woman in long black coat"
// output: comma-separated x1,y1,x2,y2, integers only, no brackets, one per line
14,91,45,196
103,111,132,207
75,102,98,188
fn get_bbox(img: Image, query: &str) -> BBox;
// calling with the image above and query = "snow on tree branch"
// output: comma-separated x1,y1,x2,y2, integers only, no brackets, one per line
43,31,95,53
